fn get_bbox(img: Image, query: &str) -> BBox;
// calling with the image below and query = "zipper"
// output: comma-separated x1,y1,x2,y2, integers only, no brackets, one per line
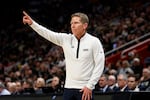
76,40,80,58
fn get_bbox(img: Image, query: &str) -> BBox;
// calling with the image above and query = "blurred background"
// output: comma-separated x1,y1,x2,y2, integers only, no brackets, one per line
0,0,150,96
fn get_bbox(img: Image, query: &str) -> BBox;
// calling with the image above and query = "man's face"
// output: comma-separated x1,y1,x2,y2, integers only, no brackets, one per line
117,75,127,88
70,16,87,37
127,77,137,89
99,77,107,87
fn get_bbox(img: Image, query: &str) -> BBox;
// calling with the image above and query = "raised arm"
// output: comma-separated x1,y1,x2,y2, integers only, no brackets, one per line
23,11,33,25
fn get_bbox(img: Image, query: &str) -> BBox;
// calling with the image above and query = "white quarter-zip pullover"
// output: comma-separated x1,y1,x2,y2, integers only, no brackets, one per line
30,21,105,90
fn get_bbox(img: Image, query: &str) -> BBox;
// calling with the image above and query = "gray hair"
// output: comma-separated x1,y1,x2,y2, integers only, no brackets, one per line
71,12,89,24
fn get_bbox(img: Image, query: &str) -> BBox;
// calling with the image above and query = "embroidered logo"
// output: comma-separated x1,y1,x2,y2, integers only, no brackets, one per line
83,49,88,51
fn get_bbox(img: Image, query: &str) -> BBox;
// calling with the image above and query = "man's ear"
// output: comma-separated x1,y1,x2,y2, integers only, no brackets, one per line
83,23,88,30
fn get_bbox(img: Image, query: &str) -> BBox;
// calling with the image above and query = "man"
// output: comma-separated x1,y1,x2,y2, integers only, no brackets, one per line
127,74,140,92
138,68,150,91
23,11,105,100
94,74,113,93
107,75,117,92
115,74,129,92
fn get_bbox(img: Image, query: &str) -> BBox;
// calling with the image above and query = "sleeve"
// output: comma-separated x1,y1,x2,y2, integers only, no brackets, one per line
30,21,66,46
86,38,105,90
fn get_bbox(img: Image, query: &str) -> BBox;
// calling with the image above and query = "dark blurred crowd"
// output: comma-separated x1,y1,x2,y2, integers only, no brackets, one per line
0,0,150,95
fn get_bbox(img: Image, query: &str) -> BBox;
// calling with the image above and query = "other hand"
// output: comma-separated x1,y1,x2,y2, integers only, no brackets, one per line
80,87,92,100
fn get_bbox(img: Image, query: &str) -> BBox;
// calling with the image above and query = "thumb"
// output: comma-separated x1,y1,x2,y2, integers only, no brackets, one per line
79,88,84,92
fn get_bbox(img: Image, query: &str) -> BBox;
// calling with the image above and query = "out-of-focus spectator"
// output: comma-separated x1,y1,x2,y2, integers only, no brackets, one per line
94,74,113,93
46,75,62,93
127,51,136,65
34,77,45,94
117,60,134,75
107,75,118,91
0,81,11,95
48,65,65,80
115,74,129,92
22,79,35,95
131,57,143,77
127,74,140,92
138,68,150,91
15,81,23,94
108,69,117,76
7,82,17,95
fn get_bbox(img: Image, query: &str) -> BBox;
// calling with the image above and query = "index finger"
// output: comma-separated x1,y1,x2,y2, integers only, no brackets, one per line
23,11,29,16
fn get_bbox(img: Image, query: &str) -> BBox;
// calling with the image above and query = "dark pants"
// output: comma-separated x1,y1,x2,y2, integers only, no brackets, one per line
63,88,94,100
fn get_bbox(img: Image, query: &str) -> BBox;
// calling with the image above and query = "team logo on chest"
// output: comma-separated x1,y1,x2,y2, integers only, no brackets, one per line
83,49,88,51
